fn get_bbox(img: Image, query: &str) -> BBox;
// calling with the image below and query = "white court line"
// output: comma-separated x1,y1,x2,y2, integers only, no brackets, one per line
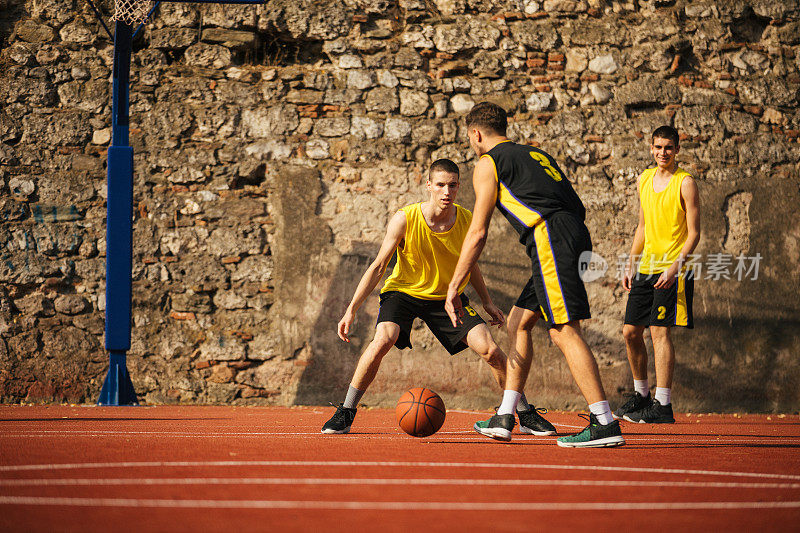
2,461,799,481
0,496,798,511
1,477,798,490
1,432,797,447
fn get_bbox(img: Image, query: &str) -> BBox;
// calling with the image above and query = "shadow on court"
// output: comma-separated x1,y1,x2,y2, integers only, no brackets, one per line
289,238,534,407
291,248,377,406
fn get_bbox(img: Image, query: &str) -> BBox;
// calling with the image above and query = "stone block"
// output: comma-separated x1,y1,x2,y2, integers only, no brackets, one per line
589,82,613,104
8,177,35,199
615,76,682,107
384,117,412,142
525,92,552,112
171,291,213,313
377,70,399,88
434,19,501,54
15,293,55,317
399,89,429,116
365,87,399,113
242,105,299,137
53,294,88,315
201,28,256,48
148,28,197,49
212,290,247,310
22,112,92,146
350,116,384,139
346,70,375,90
674,106,721,137
15,19,55,43
450,93,474,114
58,21,92,43
184,43,232,69
305,139,330,159
411,121,442,145
314,117,351,137
588,53,618,74
509,20,560,51
720,110,758,135
394,47,424,68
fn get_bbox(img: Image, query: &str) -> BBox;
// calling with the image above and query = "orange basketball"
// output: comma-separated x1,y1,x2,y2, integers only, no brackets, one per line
395,387,446,438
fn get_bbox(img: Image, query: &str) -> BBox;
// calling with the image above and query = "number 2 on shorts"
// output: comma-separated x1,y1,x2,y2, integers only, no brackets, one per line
657,306,666,320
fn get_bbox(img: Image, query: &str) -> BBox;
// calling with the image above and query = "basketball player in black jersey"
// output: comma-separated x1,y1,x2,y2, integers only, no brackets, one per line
445,102,624,447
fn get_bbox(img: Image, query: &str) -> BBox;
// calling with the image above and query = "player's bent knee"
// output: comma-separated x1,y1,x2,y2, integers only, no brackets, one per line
373,323,400,347
484,345,505,369
622,325,643,342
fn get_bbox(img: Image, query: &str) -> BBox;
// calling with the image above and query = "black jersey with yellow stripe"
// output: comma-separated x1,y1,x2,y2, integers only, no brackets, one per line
483,141,586,242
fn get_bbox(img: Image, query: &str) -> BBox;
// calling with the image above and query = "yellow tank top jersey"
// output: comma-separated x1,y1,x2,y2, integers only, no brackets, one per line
381,203,472,300
638,167,692,275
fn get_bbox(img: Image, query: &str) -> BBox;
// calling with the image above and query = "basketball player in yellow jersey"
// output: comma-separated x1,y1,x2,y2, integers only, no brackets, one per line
615,125,701,424
322,159,558,436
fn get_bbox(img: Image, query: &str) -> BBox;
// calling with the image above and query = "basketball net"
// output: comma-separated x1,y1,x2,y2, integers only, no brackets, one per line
110,0,153,26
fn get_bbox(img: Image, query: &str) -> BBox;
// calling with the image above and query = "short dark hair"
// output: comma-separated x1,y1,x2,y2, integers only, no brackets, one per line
429,158,459,179
652,125,679,147
465,102,508,136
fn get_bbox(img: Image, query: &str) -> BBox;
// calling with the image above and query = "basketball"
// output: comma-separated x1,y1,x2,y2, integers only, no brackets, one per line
395,387,446,438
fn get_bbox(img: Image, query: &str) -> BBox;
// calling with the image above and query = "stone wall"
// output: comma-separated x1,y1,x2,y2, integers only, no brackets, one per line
1,0,799,411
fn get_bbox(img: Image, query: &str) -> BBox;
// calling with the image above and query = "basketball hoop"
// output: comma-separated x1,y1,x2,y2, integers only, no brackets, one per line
110,0,154,25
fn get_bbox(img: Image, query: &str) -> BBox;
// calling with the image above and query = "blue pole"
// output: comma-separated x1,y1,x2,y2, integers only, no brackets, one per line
98,20,138,406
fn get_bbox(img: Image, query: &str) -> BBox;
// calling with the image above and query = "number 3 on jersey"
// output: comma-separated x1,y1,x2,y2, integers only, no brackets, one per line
529,151,563,182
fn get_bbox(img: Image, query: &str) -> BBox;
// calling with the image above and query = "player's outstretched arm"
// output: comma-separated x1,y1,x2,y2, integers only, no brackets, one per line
338,210,406,342
624,186,646,291
655,176,701,289
468,264,504,326
446,156,497,326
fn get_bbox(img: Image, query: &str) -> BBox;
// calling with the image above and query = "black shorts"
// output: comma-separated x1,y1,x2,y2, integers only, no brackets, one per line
624,271,694,328
515,213,592,328
376,291,485,355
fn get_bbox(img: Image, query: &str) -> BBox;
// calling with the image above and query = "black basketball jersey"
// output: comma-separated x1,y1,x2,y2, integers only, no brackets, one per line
483,141,586,242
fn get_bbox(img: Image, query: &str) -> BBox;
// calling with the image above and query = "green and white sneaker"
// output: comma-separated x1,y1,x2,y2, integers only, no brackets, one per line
556,413,625,448
474,413,515,442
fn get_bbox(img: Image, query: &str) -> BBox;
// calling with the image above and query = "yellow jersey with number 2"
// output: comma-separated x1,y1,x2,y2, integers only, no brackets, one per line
381,202,472,300
638,167,692,275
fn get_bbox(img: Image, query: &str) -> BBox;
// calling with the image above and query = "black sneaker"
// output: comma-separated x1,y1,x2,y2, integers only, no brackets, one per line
613,392,652,419
517,406,557,436
473,413,515,441
623,398,675,424
321,403,357,434
556,413,625,448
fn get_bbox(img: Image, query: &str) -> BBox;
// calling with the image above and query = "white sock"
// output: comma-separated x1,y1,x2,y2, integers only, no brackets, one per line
655,387,671,406
516,393,531,412
589,400,614,425
498,390,522,416
634,379,650,397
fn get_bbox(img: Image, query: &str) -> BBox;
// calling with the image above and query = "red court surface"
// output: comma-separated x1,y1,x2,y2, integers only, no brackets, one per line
0,405,798,532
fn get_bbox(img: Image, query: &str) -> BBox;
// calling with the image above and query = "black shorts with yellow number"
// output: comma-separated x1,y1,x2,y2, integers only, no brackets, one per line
515,212,592,328
377,291,485,355
624,271,694,328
